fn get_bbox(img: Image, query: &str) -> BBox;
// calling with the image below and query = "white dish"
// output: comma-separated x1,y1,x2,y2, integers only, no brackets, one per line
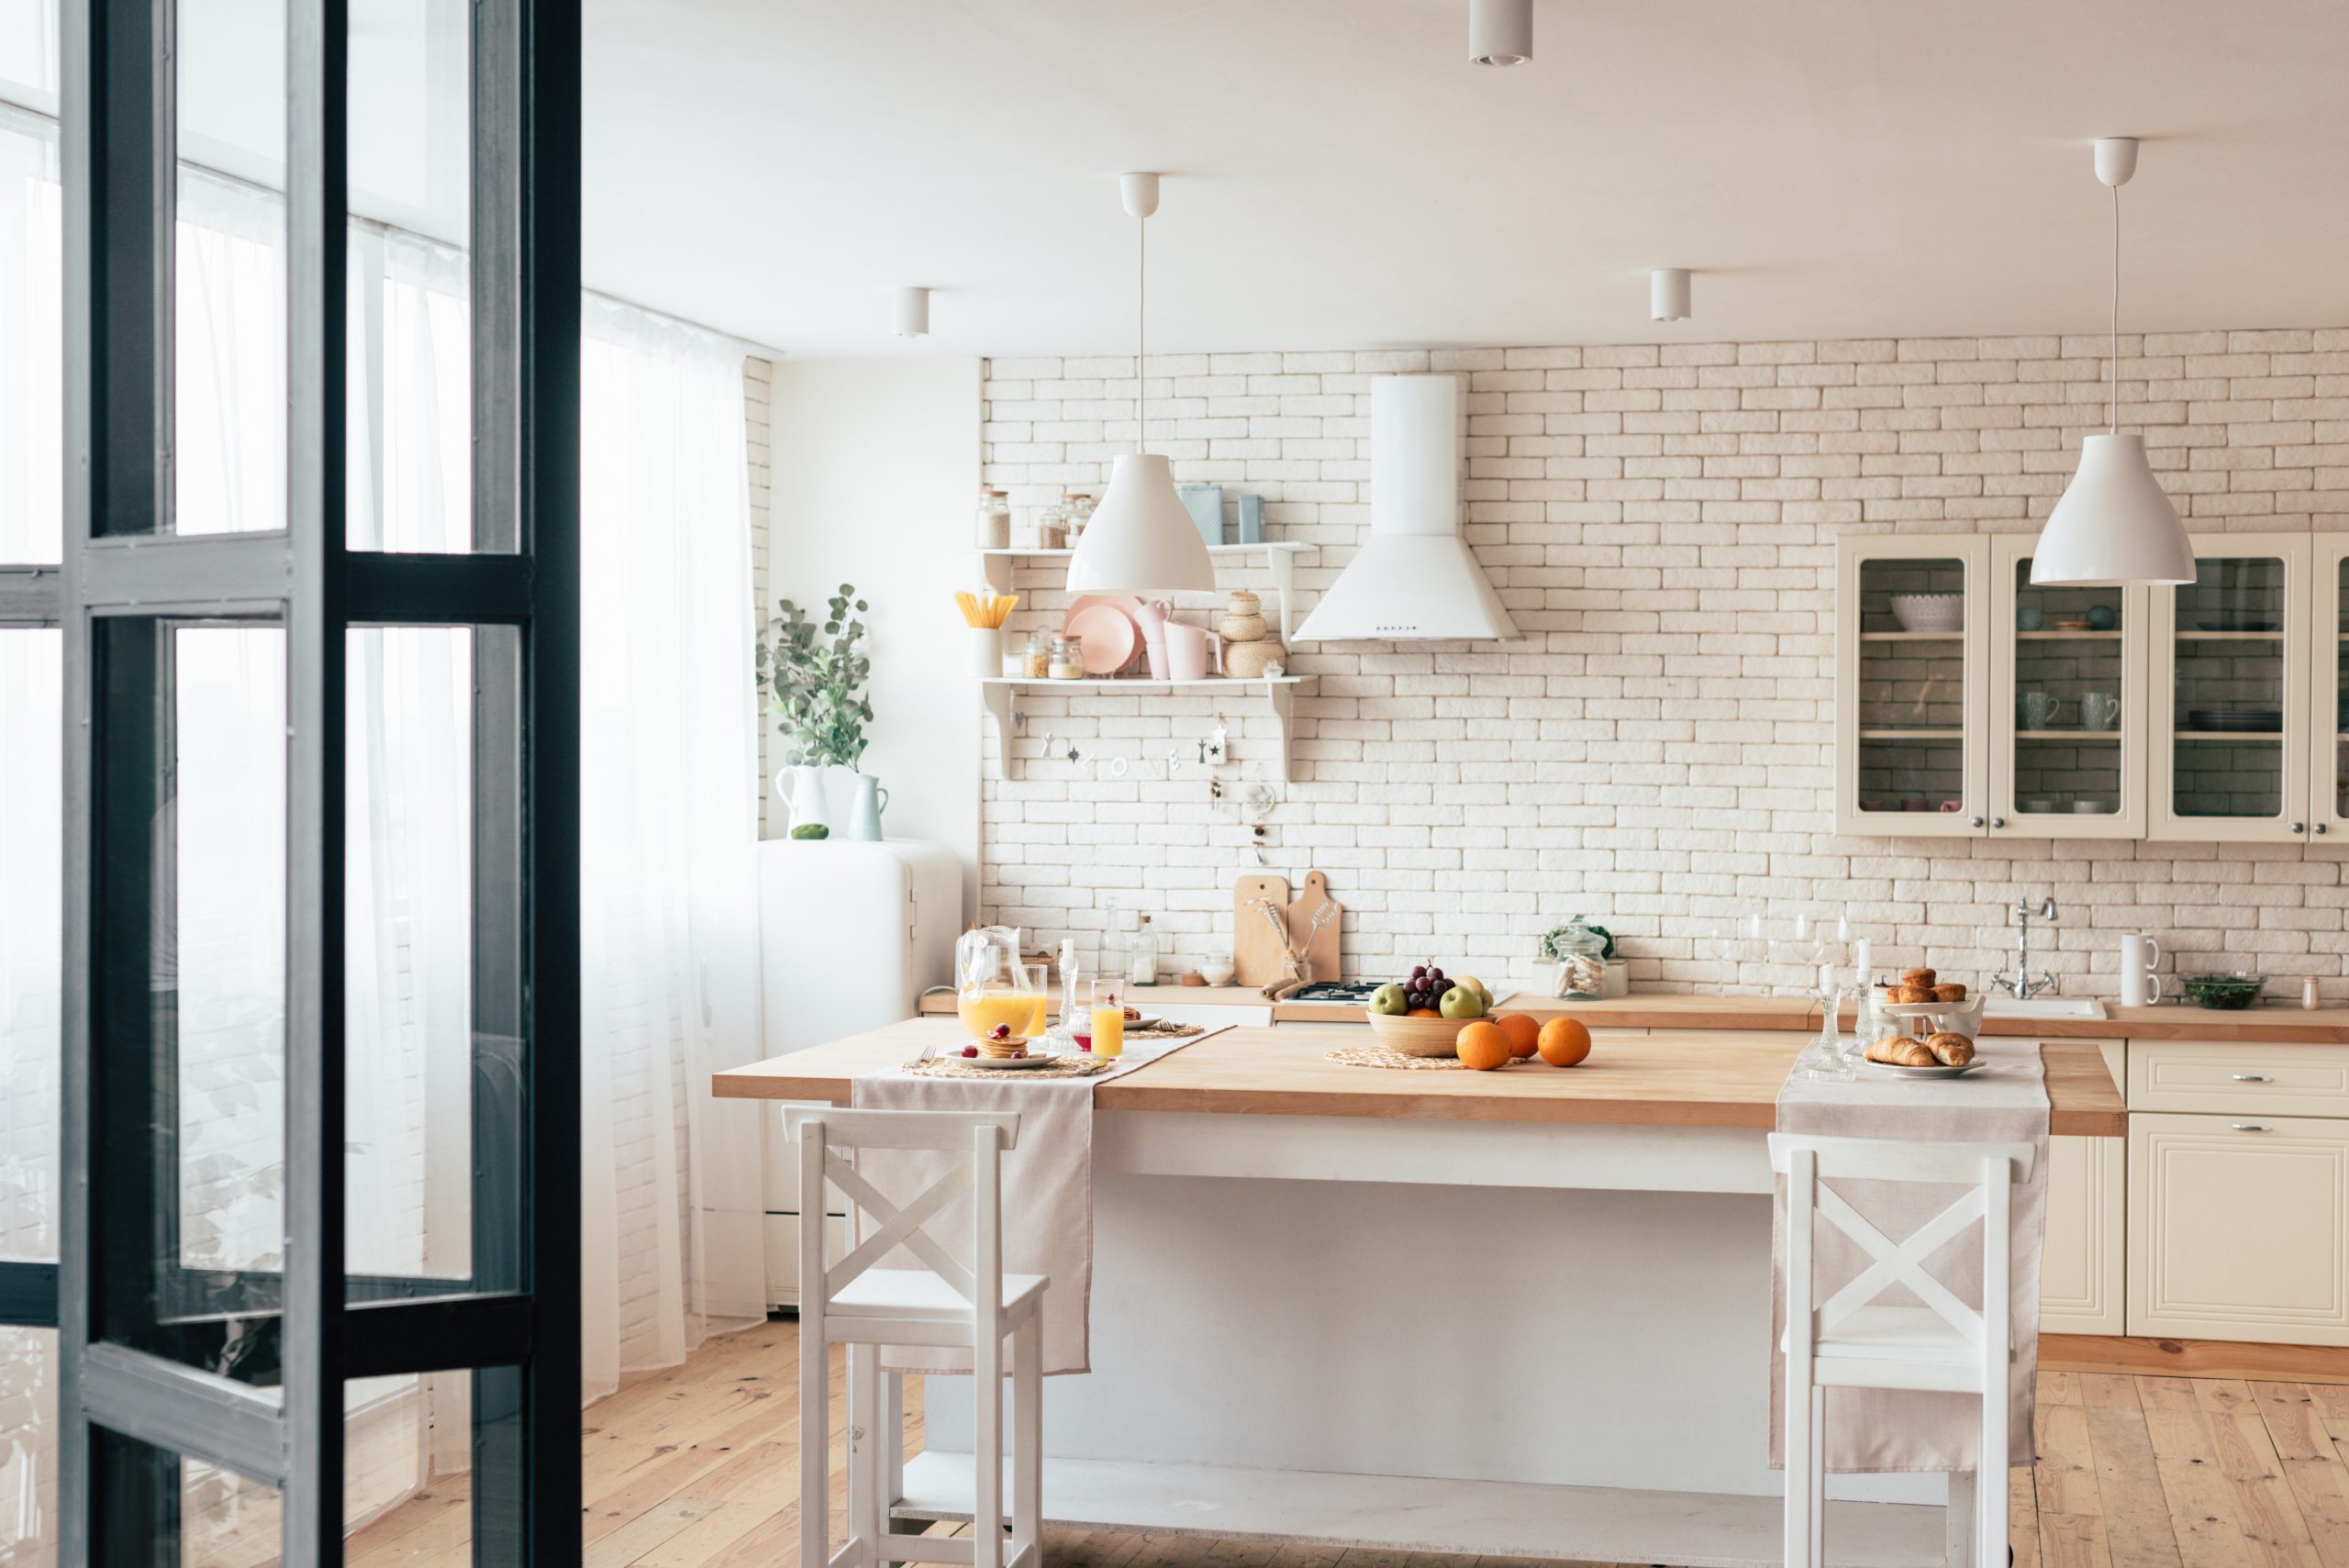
965,1051,1063,1070
1888,593,1964,633
1865,1059,1985,1080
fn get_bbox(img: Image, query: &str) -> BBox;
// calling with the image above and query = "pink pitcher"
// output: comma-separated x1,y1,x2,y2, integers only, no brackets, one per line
1163,619,1222,682
1133,598,1173,679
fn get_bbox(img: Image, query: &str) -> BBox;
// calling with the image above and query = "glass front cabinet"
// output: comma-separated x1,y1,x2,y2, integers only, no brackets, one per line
2149,534,2313,841
1841,530,2349,842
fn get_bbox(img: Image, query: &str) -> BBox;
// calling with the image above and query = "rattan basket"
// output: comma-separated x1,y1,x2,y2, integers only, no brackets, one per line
1364,1010,1466,1058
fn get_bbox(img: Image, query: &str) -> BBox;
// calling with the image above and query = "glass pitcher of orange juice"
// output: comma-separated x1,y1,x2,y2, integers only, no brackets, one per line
955,925,1043,1043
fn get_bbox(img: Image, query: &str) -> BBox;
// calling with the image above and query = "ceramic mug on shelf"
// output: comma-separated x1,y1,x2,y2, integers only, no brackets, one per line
1163,620,1223,682
2079,692,2121,731
2016,691,2064,730
2121,933,2163,1006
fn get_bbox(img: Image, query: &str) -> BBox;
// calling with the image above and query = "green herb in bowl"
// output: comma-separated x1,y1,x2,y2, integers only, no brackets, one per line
2182,973,2267,1009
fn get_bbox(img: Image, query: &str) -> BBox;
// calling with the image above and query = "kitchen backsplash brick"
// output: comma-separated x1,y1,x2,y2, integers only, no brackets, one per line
974,331,2349,996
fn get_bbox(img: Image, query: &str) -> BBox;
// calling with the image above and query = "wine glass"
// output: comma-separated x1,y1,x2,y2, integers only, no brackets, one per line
1715,910,1763,995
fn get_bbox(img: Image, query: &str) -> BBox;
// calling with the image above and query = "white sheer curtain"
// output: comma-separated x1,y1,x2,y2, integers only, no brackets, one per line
577,297,765,1403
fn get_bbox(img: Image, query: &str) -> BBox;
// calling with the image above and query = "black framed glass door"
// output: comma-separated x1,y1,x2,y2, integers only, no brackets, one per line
0,0,584,1562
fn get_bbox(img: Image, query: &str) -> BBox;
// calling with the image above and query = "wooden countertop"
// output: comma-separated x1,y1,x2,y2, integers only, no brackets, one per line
920,984,2349,1043
713,1019,2126,1138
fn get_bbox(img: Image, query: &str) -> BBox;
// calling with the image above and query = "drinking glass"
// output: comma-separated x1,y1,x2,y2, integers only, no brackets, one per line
1716,910,1764,995
1089,978,1126,1060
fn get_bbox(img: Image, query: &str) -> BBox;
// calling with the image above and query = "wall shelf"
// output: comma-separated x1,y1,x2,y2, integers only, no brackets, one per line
2016,628,2124,640
976,541,1314,642
1857,629,1964,642
980,676,1308,784
2016,729,2123,740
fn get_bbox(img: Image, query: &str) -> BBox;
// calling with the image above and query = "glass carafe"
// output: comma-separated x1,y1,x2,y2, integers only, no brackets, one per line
956,925,1041,1042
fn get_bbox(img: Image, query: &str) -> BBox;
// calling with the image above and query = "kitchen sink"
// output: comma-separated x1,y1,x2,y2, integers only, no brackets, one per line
1978,996,2107,1020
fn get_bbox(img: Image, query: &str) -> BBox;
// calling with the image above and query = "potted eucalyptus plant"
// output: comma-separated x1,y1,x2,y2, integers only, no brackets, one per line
756,584,876,840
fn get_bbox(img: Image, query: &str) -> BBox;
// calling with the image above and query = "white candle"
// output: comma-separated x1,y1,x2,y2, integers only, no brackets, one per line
1852,938,1873,990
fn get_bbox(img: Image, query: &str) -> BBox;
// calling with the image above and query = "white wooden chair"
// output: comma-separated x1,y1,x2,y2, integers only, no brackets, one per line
1772,1132,2036,1568
791,1106,1048,1568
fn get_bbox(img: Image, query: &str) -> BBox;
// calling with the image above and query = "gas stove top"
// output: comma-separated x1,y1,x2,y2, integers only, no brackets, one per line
1289,981,1383,1004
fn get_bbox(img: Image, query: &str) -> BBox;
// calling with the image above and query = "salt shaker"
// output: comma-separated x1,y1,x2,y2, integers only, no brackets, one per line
2305,975,2321,1010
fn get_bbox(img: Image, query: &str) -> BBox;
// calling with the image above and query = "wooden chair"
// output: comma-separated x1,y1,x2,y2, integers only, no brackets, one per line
1772,1132,2036,1568
791,1106,1048,1568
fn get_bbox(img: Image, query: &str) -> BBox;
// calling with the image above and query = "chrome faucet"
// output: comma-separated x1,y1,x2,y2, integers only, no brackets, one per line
1992,896,2059,1001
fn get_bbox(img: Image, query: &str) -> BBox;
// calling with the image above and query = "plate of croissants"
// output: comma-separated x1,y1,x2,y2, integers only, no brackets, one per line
1864,967,1983,1076
1864,1030,1980,1077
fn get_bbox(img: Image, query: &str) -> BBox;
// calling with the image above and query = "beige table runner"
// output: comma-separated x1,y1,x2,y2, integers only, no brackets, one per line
1769,1034,2049,1471
848,1028,1224,1376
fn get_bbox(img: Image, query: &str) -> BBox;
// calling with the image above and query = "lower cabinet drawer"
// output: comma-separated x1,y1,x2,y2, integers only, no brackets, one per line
2127,1112,2349,1346
763,1213,852,1309
2129,1040,2349,1118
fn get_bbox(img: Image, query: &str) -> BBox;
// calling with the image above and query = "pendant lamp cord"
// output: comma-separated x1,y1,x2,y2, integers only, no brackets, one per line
2109,182,2121,435
1136,212,1148,456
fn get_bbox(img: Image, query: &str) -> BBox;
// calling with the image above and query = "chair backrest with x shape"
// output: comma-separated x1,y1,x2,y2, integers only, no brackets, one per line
786,1106,1022,1316
1771,1132,2035,1360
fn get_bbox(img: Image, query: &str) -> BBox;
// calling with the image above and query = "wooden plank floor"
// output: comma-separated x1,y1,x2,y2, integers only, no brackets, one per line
337,1322,2349,1568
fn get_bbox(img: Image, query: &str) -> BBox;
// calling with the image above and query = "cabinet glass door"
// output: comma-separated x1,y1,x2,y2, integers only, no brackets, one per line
1836,538,1987,834
2151,536,2310,840
1991,539,2146,838
2314,540,2349,841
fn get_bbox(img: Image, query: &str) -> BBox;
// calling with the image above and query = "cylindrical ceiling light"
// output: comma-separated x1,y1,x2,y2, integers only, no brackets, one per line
1469,0,1532,65
2028,137,2194,586
894,286,930,338
1650,268,1691,322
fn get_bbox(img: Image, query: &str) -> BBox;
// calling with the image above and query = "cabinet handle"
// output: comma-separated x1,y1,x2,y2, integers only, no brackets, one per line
1970,816,1985,828
2230,1123,2274,1132
1990,816,2006,828
2320,823,2331,835
2231,1073,2273,1083
2292,822,2307,834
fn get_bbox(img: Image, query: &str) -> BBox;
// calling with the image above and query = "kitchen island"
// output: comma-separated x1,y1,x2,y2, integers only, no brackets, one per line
717,1022,2122,1568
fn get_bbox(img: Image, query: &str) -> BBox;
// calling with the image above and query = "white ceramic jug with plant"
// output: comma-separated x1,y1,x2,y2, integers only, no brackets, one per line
759,583,874,839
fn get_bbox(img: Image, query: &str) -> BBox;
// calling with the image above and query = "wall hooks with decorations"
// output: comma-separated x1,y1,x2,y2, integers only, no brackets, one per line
978,675,1304,783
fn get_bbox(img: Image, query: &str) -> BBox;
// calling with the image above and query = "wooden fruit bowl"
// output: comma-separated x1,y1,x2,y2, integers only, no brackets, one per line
1366,1010,1465,1058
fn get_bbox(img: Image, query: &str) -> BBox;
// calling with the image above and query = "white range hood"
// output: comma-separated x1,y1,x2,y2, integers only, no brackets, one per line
1294,374,1520,641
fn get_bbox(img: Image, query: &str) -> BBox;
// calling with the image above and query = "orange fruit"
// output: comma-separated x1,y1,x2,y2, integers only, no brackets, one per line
1407,1007,1442,1018
1497,1013,1541,1059
1536,1017,1593,1068
1455,1021,1512,1071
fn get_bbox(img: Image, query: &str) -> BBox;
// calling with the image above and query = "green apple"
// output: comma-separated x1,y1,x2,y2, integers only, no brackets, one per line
1370,983,1410,1017
1439,984,1486,1020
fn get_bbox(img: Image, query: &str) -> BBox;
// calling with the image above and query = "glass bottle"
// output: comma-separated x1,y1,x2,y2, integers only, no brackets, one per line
1058,938,1085,1044
1064,491,1095,540
1127,914,1158,985
976,487,1010,550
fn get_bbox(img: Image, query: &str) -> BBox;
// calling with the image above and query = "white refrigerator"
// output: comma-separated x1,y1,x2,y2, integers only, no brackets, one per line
751,837,962,1307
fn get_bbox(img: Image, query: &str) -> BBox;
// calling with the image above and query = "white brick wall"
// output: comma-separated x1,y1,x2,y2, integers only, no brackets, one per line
976,329,2349,995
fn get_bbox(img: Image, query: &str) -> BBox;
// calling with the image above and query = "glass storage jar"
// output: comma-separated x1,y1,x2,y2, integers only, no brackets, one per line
1049,634,1085,680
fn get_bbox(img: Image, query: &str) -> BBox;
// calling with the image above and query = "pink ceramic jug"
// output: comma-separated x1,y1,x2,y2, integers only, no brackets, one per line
1163,619,1222,682
1132,598,1173,679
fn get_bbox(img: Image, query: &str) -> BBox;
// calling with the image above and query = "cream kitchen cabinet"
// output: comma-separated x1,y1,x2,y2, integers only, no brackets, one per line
2312,535,2349,840
2149,533,2317,840
2127,1110,2349,1346
1835,533,2151,839
2042,1041,2127,1334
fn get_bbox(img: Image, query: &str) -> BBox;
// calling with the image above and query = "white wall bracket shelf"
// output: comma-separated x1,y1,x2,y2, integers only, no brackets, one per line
980,675,1306,784
977,541,1314,643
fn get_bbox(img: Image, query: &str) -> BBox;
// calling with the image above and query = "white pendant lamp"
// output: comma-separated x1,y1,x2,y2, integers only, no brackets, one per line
2029,138,2193,586
1469,0,1533,65
1064,172,1215,595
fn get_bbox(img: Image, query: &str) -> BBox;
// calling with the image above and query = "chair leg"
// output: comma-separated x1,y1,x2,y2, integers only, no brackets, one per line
1011,1317,1042,1568
1809,1385,1827,1568
1785,1363,1812,1568
1979,1392,2009,1568
1945,1469,1976,1568
850,1343,881,1568
802,1321,829,1568
974,1327,1004,1568
884,1371,907,1532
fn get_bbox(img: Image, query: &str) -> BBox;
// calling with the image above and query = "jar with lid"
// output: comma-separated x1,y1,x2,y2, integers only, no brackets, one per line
1546,920,1609,998
1048,633,1085,680
1126,914,1159,985
1020,630,1052,680
975,488,1010,550
1033,496,1070,550
1064,492,1095,540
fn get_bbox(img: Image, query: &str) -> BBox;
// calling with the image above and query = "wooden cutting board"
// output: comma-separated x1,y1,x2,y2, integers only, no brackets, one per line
1233,873,1290,988
1286,870,1344,987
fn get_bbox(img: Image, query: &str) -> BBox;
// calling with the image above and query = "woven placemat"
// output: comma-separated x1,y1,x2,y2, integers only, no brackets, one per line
1325,1044,1470,1071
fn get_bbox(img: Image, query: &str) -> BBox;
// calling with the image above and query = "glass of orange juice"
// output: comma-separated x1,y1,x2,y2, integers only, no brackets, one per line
1089,978,1125,1060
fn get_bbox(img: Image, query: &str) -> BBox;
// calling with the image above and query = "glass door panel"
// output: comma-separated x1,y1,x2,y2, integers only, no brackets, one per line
2313,542,2349,840
1992,539,2146,838
2152,539,2310,840
1842,546,1984,831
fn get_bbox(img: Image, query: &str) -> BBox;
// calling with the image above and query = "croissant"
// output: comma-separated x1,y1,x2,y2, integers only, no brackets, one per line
1866,1034,1935,1067
1899,967,1937,988
1925,1031,1976,1066
1930,983,1967,1003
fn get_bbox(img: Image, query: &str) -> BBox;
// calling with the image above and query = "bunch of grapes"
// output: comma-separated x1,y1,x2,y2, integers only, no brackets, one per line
1401,962,1450,1011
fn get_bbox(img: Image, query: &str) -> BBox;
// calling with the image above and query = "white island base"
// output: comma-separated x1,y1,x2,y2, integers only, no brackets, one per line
902,1112,1987,1568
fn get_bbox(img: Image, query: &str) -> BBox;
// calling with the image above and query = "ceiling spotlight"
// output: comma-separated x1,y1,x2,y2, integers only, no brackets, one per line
1469,0,1532,65
1650,268,1691,322
894,286,930,338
